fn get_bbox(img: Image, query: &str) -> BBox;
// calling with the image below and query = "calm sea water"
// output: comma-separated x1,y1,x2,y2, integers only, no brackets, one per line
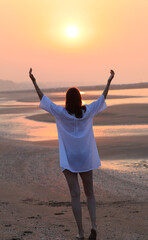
0,88,148,141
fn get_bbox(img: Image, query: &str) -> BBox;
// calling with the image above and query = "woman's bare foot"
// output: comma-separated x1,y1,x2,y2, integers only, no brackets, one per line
88,229,97,239
76,233,85,239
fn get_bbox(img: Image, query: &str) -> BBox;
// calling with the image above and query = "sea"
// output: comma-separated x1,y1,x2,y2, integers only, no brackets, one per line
0,88,148,141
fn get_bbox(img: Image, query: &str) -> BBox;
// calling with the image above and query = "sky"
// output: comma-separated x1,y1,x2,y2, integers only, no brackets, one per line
0,0,148,87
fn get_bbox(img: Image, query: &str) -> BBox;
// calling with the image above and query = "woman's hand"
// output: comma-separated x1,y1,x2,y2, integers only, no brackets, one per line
108,69,115,83
29,68,36,83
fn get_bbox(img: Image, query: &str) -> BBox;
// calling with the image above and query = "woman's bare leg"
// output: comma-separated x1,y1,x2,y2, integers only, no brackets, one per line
63,170,84,238
80,170,97,231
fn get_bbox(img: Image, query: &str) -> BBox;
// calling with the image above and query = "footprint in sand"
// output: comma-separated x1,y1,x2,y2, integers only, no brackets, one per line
11,238,21,240
54,212,64,215
5,224,11,227
1,201,9,205
59,224,65,227
27,214,41,219
22,230,33,236
64,229,70,232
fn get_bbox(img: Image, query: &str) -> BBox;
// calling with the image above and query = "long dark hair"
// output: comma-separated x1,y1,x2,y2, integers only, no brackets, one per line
65,87,86,118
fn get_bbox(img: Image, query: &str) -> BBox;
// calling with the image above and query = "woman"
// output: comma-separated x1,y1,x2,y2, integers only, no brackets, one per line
29,68,115,239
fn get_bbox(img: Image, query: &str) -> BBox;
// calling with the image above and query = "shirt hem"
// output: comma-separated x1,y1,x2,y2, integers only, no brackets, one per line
61,164,101,173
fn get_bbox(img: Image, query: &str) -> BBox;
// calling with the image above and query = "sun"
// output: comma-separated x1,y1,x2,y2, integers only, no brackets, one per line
66,25,79,38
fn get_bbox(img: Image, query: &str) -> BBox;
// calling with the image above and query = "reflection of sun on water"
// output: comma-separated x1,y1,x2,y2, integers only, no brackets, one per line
80,91,85,105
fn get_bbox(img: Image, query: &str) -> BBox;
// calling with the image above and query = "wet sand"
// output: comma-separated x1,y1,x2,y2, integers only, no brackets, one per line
0,89,148,239
26,103,148,125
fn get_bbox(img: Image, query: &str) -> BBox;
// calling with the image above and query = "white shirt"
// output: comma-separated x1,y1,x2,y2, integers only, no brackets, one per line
39,94,107,173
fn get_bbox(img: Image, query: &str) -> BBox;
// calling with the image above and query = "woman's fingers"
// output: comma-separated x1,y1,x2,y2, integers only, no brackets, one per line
29,68,32,76
110,70,115,76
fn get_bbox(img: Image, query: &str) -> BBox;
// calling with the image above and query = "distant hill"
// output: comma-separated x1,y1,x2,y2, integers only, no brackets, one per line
0,79,32,92
0,79,148,92
78,82,148,91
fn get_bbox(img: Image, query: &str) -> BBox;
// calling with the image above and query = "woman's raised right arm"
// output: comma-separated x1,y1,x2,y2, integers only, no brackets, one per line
103,70,115,99
29,68,43,100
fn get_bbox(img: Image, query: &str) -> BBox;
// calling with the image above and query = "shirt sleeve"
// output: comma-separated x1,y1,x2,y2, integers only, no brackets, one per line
87,94,107,117
39,95,63,118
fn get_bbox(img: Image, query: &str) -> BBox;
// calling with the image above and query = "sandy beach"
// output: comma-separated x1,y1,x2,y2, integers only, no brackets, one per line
0,88,148,240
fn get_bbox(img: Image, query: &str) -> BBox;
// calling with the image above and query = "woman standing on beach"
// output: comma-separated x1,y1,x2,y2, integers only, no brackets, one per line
29,68,115,240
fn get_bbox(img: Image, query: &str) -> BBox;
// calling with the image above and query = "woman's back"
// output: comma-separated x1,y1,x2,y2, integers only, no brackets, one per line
39,94,107,172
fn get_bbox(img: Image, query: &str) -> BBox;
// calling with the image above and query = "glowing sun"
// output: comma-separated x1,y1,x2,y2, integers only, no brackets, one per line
66,25,79,38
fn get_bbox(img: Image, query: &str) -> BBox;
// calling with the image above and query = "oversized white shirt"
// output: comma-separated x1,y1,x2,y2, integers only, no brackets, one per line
39,94,107,173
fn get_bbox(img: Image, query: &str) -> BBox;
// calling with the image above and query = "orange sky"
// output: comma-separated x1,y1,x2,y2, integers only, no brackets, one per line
0,0,148,87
